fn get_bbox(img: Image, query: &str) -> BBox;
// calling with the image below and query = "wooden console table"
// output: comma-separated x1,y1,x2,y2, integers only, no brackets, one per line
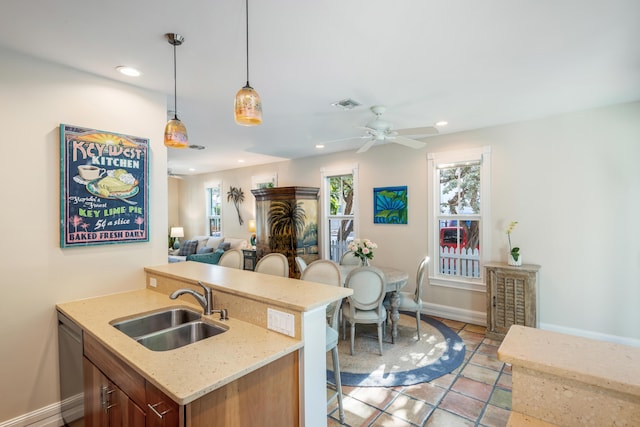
485,262,540,340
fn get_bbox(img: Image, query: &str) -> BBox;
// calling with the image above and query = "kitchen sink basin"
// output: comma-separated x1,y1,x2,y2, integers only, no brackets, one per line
111,307,201,338
135,321,227,352
110,307,228,351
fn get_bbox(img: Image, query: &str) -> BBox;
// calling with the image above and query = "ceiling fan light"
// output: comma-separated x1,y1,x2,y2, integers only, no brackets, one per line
234,84,262,126
164,117,188,148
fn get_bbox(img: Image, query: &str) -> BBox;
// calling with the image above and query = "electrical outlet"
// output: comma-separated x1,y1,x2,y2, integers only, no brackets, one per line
267,308,295,337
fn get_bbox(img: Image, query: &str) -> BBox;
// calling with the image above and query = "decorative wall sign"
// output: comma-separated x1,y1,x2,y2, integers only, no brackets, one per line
60,124,149,247
373,186,408,224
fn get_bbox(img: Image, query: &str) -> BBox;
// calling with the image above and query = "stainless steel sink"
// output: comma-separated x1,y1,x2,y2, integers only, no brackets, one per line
111,307,201,338
135,321,227,352
110,307,227,351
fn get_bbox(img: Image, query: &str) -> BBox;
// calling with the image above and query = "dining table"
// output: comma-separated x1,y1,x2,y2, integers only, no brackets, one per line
338,264,409,344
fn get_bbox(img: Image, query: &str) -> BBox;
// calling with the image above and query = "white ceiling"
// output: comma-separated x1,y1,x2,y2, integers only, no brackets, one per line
2,0,639,175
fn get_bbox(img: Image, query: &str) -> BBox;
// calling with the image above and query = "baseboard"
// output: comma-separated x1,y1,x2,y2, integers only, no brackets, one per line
421,302,486,326
540,322,640,348
0,393,83,427
0,402,63,427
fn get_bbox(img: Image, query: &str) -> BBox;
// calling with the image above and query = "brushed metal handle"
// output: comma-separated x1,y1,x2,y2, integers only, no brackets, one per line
148,402,171,419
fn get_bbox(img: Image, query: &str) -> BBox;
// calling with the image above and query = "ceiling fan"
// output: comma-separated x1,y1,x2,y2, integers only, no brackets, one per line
324,105,439,153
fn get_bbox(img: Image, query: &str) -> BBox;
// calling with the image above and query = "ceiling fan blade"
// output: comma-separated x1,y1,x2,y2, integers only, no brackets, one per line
395,126,439,138
356,138,377,154
315,135,368,145
393,136,427,149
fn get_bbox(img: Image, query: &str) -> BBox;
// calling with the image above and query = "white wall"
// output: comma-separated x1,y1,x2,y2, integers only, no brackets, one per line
0,47,168,423
176,102,640,345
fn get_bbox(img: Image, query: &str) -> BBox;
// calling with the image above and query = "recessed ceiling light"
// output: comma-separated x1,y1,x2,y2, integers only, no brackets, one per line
435,120,448,127
331,98,361,110
116,66,141,77
188,168,196,172
315,144,325,149
238,159,245,163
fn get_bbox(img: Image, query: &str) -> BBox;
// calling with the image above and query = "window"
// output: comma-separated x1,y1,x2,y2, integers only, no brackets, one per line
321,165,359,261
428,147,491,291
206,183,222,237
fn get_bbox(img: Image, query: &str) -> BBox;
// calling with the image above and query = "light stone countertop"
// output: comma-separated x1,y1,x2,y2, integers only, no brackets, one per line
57,288,304,405
498,325,640,396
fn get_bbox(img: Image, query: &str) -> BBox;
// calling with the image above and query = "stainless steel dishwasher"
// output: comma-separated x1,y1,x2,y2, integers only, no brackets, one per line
58,310,84,425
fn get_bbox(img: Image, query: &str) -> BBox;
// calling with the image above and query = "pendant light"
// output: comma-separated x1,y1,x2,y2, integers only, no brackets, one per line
234,0,262,126
164,33,189,148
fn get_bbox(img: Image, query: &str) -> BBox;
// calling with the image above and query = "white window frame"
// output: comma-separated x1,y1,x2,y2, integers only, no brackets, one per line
427,147,491,292
320,164,359,261
205,180,223,237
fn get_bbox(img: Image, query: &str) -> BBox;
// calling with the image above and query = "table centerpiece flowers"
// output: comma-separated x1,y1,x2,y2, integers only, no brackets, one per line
348,238,378,266
506,220,521,266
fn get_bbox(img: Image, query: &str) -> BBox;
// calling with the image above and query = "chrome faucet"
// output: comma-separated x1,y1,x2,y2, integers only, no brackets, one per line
169,281,228,319
170,281,214,315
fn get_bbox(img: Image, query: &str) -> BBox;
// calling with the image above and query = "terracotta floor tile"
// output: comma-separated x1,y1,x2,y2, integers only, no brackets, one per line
461,363,500,386
384,394,433,425
401,382,446,406
424,409,475,427
370,411,418,426
451,376,493,401
476,343,499,357
462,323,486,334
469,352,504,372
440,319,466,330
482,337,503,347
502,363,512,374
480,404,511,427
489,388,512,410
496,372,512,390
438,391,484,421
429,373,456,389
348,386,398,410
340,395,383,426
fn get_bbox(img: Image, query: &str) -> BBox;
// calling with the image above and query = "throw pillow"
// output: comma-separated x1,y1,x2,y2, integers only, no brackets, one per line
197,247,214,254
218,241,231,251
186,249,225,265
178,239,198,256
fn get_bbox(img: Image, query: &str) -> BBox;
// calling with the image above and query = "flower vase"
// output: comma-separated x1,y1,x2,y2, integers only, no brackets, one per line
508,253,522,266
361,257,369,267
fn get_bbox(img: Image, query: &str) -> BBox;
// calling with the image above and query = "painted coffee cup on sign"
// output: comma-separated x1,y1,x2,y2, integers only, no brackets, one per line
78,165,107,181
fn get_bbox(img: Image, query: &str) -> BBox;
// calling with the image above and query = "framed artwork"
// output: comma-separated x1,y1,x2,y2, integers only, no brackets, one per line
60,124,149,247
251,173,278,189
373,186,408,224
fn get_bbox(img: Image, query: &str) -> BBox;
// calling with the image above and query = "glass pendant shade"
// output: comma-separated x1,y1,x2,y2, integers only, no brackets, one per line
164,117,188,148
234,83,262,126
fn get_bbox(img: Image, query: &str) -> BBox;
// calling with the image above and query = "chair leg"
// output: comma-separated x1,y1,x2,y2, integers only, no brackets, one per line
350,323,355,355
416,311,421,340
331,347,345,423
377,323,384,356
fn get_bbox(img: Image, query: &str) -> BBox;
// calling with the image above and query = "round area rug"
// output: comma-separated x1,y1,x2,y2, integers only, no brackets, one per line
327,312,465,387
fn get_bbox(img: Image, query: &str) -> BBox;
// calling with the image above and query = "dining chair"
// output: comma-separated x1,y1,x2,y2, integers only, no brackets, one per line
294,256,308,275
342,266,387,356
386,256,429,339
300,260,344,421
218,249,243,269
339,250,361,266
254,253,289,277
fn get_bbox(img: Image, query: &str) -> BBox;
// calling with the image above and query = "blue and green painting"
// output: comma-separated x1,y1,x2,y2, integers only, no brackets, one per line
373,186,408,224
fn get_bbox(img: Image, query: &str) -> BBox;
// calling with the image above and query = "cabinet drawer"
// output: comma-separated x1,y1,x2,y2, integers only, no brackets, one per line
84,333,146,409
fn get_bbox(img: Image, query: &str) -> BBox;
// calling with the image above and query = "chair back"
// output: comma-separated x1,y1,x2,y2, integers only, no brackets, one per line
218,249,242,269
255,253,289,277
339,250,361,265
344,266,386,310
300,260,342,287
414,256,429,303
294,256,308,275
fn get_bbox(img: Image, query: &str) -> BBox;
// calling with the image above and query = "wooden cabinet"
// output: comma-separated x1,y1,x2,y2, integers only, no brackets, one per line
83,334,178,427
485,262,540,340
251,186,320,278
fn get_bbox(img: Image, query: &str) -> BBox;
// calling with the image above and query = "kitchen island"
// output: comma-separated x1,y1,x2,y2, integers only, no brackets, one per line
57,261,352,426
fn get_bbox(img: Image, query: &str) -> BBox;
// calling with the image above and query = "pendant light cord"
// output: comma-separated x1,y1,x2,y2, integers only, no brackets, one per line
173,42,178,120
245,0,250,86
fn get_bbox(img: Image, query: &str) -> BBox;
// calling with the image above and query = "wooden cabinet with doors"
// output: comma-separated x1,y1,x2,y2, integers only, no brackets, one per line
251,186,320,278
485,262,540,340
83,333,179,427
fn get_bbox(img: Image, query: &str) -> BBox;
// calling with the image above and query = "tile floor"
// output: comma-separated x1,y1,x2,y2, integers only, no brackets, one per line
327,319,512,427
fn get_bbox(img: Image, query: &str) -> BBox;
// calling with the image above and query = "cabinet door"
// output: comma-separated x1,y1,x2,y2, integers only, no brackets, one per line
146,381,179,427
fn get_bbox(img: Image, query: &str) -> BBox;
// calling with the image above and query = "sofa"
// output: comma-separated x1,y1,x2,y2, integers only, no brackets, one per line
168,235,249,264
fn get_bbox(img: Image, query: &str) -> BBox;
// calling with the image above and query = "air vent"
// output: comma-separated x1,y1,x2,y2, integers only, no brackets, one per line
331,98,361,110
189,145,205,150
